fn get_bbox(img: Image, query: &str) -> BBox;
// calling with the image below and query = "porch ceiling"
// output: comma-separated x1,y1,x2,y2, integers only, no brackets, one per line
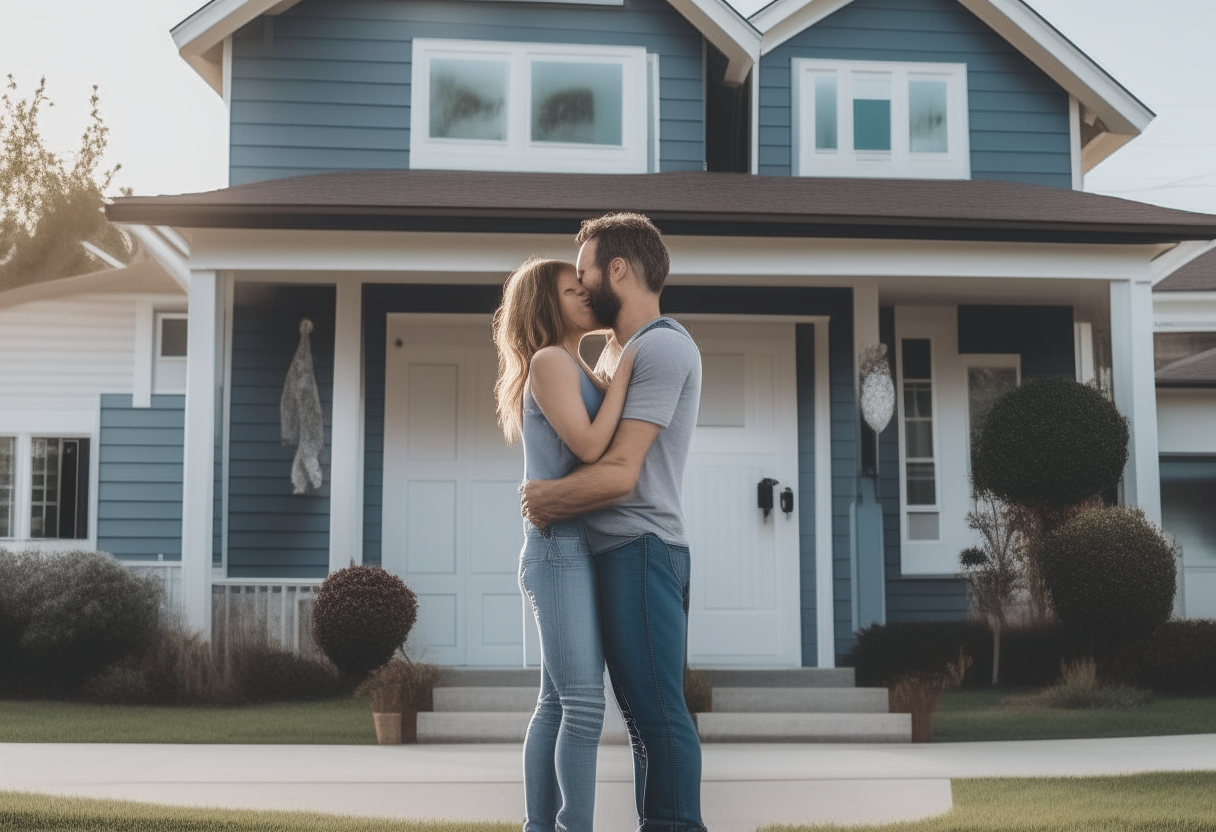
107,170,1216,245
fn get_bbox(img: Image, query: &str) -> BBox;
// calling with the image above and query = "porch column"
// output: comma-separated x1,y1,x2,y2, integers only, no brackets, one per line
329,280,364,572
181,269,219,636
1110,277,1162,525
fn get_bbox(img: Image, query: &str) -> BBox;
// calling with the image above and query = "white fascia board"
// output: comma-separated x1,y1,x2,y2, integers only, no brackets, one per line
172,0,304,95
1151,239,1216,286
668,0,760,85
125,225,192,292
1154,292,1216,332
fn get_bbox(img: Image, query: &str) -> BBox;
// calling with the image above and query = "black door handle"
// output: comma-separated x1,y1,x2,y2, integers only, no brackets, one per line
781,487,794,515
758,478,779,518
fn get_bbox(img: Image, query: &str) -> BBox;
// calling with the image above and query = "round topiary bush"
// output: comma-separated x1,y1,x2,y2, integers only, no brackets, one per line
971,377,1128,510
1039,507,1175,644
311,566,418,681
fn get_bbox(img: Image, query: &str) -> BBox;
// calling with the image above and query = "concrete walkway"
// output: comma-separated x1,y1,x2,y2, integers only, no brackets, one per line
2,735,1214,830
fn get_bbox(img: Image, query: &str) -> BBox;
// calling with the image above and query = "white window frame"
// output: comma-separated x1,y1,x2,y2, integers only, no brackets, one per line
410,38,651,174
792,58,970,180
961,354,1021,476
153,311,189,396
0,435,15,540
0,428,95,546
896,336,942,544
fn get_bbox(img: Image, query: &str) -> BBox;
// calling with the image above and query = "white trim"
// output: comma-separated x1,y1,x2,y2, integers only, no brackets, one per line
1151,239,1216,287
1111,277,1161,525
125,225,191,291
409,39,650,174
1154,292,1216,333
328,280,364,573
792,58,970,180
133,299,155,409
153,311,190,396
648,52,662,173
750,65,760,174
895,335,942,544
220,276,235,578
1074,321,1095,384
80,241,125,270
89,399,101,546
813,319,834,668
0,429,98,547
222,36,233,135
14,434,30,540
664,0,760,86
1069,95,1083,190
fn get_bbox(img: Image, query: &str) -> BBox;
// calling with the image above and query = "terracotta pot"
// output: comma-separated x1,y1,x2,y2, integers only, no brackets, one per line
373,712,402,745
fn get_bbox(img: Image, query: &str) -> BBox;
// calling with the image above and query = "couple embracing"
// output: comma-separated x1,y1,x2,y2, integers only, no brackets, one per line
491,212,705,832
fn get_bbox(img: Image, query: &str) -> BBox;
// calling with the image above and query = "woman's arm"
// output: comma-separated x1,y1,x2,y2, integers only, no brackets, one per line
529,345,637,464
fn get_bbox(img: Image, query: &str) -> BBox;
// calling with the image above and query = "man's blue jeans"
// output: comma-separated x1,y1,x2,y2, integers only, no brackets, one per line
519,520,605,832
595,533,706,832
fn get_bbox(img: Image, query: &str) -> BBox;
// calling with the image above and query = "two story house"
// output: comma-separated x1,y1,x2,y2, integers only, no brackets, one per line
6,0,1216,667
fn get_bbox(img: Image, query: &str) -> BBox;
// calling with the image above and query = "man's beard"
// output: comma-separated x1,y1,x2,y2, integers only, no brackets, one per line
588,276,622,328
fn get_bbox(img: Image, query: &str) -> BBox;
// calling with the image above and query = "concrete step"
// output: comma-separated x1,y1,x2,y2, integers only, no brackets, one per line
437,668,539,687
712,687,889,714
419,697,630,744
696,712,911,743
699,668,856,688
434,687,538,712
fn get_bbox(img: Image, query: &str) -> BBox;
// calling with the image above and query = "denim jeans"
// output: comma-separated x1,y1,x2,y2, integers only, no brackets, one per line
595,533,706,832
519,520,606,832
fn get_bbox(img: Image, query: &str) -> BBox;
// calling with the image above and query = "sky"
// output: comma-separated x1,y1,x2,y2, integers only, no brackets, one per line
1,0,1214,213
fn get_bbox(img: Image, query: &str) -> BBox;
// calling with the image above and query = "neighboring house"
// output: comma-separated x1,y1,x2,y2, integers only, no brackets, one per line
1153,242,1216,619
9,0,1202,668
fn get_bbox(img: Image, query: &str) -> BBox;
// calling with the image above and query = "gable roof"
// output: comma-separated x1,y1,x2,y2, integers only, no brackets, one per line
747,0,1154,172
1156,245,1216,293
106,169,1216,244
1157,346,1216,387
173,0,760,92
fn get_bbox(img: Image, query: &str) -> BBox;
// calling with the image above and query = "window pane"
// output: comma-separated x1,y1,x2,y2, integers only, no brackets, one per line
530,61,623,145
429,58,509,140
909,79,948,153
968,367,1018,460
902,339,931,380
852,74,891,152
814,75,837,150
907,512,940,540
160,318,188,357
0,437,12,538
906,462,936,505
905,421,934,459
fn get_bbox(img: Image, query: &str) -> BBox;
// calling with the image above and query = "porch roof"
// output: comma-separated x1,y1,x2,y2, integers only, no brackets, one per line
1157,347,1216,388
106,170,1216,245
1156,247,1216,292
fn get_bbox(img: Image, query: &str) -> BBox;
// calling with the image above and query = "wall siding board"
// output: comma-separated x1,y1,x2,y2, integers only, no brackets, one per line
97,394,186,562
757,0,1072,185
226,284,336,579
230,0,706,184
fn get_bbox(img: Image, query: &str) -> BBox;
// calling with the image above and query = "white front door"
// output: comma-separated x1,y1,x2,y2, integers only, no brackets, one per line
381,317,525,666
677,321,804,667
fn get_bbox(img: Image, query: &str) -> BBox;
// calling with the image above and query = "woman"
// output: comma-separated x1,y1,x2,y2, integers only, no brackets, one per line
493,256,635,832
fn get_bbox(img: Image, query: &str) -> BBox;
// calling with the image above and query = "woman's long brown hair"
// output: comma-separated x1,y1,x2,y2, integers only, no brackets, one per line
492,257,571,444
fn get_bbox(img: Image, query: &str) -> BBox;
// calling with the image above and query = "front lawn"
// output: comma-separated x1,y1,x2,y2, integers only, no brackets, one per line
765,771,1216,831
0,698,375,744
932,688,1216,742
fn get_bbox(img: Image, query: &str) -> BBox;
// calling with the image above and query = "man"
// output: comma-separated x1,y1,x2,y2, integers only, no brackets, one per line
521,212,705,832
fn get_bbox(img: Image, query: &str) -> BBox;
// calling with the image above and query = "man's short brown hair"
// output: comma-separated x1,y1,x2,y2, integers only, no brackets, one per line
575,212,670,294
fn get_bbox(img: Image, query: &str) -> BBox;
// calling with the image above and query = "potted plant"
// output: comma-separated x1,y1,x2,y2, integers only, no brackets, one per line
356,657,442,744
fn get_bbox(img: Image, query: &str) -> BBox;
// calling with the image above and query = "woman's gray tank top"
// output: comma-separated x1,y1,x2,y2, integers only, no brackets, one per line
522,358,605,481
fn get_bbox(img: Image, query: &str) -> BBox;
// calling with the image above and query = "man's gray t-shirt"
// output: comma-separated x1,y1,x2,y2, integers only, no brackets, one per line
583,318,702,553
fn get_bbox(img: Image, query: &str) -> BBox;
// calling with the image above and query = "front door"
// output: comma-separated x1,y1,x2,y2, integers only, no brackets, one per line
381,317,525,666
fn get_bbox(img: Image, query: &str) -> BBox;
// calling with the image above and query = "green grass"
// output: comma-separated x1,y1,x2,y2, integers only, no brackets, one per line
0,698,376,744
763,772,1216,831
932,689,1216,743
0,791,517,832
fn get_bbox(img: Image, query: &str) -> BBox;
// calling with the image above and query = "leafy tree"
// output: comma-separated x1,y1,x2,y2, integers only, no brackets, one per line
0,75,131,293
959,491,1025,685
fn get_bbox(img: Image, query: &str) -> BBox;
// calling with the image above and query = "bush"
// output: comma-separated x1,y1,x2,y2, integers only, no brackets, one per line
356,658,442,713
1104,619,1216,696
0,549,161,688
232,647,346,704
1040,507,1176,645
79,662,154,705
1039,657,1151,710
311,566,418,681
853,621,1073,689
971,377,1128,511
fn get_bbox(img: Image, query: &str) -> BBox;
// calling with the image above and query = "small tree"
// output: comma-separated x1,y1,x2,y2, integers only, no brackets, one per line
970,377,1128,619
0,75,130,293
311,565,418,682
959,491,1025,685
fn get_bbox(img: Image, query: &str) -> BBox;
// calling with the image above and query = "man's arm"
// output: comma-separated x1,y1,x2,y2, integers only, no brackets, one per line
521,418,660,525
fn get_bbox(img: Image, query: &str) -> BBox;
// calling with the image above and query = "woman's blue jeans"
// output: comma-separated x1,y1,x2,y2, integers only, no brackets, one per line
519,520,606,832
595,533,705,832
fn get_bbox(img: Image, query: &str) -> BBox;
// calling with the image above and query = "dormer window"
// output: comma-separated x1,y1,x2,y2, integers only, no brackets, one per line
410,39,652,174
792,59,970,179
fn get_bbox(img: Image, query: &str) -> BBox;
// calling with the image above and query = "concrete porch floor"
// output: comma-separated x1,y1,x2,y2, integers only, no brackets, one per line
2,735,1214,830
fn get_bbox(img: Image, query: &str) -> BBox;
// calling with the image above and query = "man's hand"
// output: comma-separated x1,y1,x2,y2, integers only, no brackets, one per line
519,478,560,527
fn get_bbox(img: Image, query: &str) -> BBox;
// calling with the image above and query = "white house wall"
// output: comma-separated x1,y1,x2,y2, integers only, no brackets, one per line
1157,389,1216,455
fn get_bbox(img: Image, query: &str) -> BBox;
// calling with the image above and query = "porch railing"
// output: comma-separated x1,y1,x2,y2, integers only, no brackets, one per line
211,580,324,658
123,561,183,614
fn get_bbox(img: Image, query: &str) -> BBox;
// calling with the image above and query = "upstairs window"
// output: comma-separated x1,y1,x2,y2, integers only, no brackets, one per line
411,39,651,174
793,59,969,180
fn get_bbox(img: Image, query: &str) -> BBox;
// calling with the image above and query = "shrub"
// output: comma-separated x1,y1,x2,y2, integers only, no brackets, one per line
231,647,345,704
1104,619,1216,696
0,549,161,687
887,649,970,742
79,662,154,706
311,566,418,681
356,658,442,713
971,377,1128,511
1040,658,1151,710
1039,507,1176,645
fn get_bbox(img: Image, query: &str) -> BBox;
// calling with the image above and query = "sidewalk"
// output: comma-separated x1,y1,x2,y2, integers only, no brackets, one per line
2,735,1214,831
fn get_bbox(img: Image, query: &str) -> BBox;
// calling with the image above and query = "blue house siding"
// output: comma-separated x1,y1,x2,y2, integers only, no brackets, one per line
227,284,336,578
877,307,968,625
958,305,1075,378
230,0,706,185
757,0,1072,186
97,394,185,561
795,325,818,665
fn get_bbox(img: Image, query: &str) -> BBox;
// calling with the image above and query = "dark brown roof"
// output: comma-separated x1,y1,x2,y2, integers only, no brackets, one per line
106,170,1216,244
1156,247,1216,292
1157,346,1216,387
